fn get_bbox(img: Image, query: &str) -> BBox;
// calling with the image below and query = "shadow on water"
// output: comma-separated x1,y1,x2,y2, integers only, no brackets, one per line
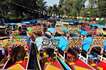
28,43,40,70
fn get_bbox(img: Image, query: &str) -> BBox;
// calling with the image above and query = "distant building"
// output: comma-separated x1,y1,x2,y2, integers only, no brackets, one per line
84,0,98,8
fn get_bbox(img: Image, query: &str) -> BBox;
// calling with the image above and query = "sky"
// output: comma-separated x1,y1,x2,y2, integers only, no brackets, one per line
44,0,60,6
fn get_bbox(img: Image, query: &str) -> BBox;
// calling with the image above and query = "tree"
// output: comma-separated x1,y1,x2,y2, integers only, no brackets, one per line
47,4,59,16
11,0,41,18
59,0,84,16
0,0,47,18
98,0,106,17
52,4,59,16
36,0,47,15
86,0,98,17
47,6,53,16
0,0,9,17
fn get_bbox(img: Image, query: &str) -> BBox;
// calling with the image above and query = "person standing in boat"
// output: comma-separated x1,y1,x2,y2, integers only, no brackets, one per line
54,23,69,52
82,33,93,55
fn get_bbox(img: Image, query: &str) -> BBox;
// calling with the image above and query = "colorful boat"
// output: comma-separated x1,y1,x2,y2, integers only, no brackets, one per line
0,37,11,69
4,36,30,70
43,57,64,70
67,59,94,70
37,47,64,70
7,52,29,70
0,56,10,69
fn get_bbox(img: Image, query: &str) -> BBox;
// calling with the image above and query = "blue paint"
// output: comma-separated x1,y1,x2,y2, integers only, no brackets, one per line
54,36,69,51
82,36,93,52
47,28,55,33
79,29,88,36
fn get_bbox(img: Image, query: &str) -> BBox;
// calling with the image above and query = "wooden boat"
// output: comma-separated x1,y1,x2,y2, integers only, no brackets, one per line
6,52,29,70
87,36,104,70
0,25,10,46
0,38,10,69
43,57,64,70
66,37,94,70
66,59,94,70
78,36,104,70
4,36,30,70
37,48,64,70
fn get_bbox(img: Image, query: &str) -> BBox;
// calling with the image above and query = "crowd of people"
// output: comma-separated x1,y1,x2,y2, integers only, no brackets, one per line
31,20,106,66
0,19,106,69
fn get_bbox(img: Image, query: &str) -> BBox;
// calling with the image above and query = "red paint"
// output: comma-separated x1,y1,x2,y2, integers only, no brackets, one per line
51,61,62,69
75,59,92,69
46,57,62,69
98,61,106,70
19,60,27,69
68,59,92,69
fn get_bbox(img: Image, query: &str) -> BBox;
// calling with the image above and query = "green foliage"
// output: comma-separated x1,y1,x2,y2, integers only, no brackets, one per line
58,0,85,16
0,0,47,18
58,0,106,17
0,0,106,18
47,4,59,16
98,0,106,17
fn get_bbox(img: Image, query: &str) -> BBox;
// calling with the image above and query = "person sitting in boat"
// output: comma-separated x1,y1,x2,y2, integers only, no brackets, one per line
0,44,5,61
82,34,93,57
54,24,69,52
101,36,106,57
101,28,106,35
92,26,98,36
79,26,88,39
66,48,78,62
103,36,106,53
65,32,81,62
34,31,44,51
55,24,64,36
